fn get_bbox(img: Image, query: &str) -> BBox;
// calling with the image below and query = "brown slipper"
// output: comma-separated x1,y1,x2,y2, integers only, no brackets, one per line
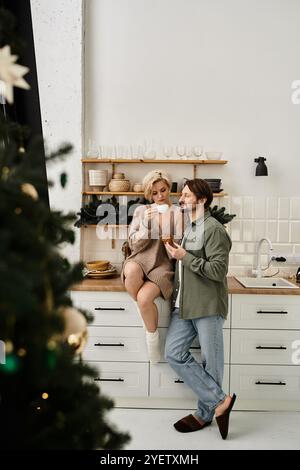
216,393,237,440
174,414,212,433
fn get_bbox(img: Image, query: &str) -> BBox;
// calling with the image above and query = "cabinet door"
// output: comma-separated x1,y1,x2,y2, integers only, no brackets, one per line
83,326,148,362
230,364,300,403
71,291,141,327
158,327,230,364
150,363,230,398
232,295,300,329
88,361,149,397
231,329,300,365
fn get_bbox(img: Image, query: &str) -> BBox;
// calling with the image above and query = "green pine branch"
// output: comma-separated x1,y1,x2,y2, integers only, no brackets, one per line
209,204,236,225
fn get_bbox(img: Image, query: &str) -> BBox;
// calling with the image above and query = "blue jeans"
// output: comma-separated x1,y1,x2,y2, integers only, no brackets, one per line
165,308,227,423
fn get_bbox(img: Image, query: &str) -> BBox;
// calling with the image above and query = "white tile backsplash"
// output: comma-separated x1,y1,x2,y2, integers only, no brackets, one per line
219,196,231,212
244,243,256,253
290,198,300,220
233,254,255,266
278,197,290,219
243,197,254,219
81,196,300,277
242,220,254,242
290,221,300,243
230,219,242,241
254,197,266,220
266,197,278,219
266,221,278,242
254,220,266,240
231,242,245,253
278,221,290,243
272,244,294,254
231,197,243,218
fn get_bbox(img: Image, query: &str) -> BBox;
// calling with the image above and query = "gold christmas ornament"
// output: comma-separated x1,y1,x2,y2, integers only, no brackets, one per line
59,306,88,355
17,348,27,357
5,341,14,353
67,331,88,354
2,166,10,176
21,183,39,201
47,339,57,350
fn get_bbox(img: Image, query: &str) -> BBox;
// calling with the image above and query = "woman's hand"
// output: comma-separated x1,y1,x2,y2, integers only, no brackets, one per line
143,207,158,222
165,241,186,260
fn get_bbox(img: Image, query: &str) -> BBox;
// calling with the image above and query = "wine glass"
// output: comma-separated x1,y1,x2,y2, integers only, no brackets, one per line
163,145,174,160
193,145,203,159
86,139,97,158
176,145,186,160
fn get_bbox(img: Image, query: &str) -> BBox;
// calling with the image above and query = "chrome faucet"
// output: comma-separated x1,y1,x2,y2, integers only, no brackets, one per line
253,237,273,278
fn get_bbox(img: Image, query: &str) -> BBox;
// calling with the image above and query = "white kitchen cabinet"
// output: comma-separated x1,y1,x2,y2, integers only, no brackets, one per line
230,294,300,411
150,363,230,399
83,326,149,362
71,286,300,410
73,291,141,327
71,290,231,409
230,365,300,410
231,329,300,366
89,361,149,397
231,295,300,330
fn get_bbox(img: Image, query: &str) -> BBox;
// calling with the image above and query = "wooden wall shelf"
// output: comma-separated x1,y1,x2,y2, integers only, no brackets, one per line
82,158,228,164
80,224,129,228
80,156,229,255
82,191,227,197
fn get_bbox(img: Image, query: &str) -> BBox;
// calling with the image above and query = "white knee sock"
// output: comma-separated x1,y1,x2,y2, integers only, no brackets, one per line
145,330,160,364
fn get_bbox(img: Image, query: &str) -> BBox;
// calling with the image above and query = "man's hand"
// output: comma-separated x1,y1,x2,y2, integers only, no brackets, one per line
165,241,186,260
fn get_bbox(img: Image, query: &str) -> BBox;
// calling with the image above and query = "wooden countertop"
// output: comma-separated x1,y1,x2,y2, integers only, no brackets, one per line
71,276,300,295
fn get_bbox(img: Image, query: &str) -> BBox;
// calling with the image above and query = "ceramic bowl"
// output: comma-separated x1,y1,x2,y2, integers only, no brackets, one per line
205,152,223,160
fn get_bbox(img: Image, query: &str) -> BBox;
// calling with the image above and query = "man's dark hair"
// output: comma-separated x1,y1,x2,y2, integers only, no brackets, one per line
185,179,213,209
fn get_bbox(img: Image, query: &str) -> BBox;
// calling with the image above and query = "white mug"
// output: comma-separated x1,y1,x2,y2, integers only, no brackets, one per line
156,204,169,214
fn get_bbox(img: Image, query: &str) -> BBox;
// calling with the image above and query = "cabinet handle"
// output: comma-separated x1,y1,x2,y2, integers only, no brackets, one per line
94,342,125,347
256,346,287,350
174,379,184,384
94,378,124,382
94,307,125,311
255,380,286,386
256,310,288,315
190,346,201,350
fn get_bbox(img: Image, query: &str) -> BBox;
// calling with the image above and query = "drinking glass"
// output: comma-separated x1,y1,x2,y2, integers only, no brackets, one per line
176,145,186,160
193,145,203,159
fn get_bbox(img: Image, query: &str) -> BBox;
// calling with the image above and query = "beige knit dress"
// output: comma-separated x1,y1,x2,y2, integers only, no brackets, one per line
121,204,184,300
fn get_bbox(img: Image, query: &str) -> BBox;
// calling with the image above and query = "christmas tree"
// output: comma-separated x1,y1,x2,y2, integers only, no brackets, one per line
0,6,130,450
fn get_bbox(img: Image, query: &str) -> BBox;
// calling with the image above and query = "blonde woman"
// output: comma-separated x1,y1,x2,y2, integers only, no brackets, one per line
121,170,184,363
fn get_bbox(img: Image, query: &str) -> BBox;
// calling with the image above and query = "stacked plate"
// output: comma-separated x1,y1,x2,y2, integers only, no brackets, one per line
84,260,118,279
204,179,223,193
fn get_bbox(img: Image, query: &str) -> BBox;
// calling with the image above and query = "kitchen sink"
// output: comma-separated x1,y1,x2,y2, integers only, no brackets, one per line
234,276,299,289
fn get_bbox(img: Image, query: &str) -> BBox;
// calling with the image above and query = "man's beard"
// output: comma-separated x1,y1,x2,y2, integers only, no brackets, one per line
180,203,197,213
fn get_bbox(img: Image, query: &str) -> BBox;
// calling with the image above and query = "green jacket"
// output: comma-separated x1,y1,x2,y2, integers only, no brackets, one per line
172,210,232,320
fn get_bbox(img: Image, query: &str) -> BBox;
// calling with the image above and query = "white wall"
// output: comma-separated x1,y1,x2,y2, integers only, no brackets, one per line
85,0,300,197
31,0,83,261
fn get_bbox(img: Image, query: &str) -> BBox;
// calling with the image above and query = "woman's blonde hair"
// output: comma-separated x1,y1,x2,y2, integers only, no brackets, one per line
142,169,172,201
